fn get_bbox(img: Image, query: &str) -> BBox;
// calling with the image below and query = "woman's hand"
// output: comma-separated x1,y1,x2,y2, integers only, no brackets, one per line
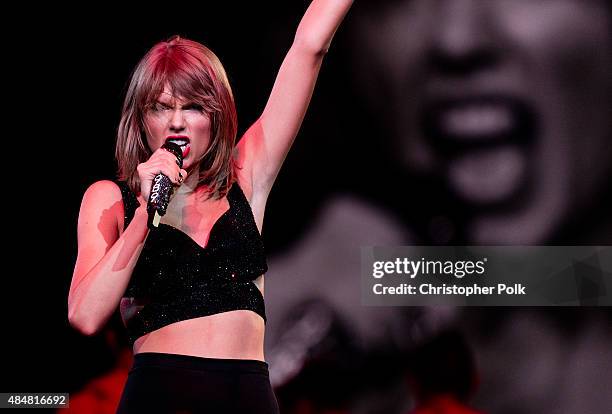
136,148,188,202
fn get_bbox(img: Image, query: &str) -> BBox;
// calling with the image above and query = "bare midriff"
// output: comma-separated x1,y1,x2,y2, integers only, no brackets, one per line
131,308,265,361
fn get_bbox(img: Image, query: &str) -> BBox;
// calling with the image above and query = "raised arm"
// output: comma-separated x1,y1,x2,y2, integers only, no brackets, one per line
236,0,353,197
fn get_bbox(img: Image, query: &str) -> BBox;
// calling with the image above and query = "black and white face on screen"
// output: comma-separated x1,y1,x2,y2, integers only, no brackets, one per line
349,0,612,244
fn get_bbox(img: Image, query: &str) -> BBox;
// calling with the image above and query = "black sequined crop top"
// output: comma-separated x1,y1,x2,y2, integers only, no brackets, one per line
114,180,267,346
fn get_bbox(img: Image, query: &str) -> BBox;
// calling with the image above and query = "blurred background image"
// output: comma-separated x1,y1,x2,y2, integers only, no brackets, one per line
266,1,612,412
5,1,612,413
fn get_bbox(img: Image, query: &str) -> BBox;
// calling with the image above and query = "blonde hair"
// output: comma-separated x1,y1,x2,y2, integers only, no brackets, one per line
115,35,238,199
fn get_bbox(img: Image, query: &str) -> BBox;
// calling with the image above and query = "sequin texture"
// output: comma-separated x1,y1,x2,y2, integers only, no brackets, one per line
115,180,267,346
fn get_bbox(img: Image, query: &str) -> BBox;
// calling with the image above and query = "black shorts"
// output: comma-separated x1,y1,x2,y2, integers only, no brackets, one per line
116,352,279,414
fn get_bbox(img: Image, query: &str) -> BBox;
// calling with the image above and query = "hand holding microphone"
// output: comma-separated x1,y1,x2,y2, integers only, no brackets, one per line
135,142,187,229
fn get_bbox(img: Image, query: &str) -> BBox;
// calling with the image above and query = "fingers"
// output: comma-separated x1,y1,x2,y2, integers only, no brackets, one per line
154,147,181,165
150,149,184,184
161,146,182,166
177,169,188,184
138,159,183,185
137,149,188,199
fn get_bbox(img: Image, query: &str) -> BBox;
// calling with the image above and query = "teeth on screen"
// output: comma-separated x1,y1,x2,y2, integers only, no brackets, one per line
444,106,512,135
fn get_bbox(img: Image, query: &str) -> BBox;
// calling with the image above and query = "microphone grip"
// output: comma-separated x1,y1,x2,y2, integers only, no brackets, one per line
147,173,174,229
146,141,183,229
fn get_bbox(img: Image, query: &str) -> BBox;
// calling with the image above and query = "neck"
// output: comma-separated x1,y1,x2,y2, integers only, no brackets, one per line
174,170,200,196
164,173,202,219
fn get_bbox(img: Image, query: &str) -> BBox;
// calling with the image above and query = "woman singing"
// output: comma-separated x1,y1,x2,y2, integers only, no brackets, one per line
67,1,353,412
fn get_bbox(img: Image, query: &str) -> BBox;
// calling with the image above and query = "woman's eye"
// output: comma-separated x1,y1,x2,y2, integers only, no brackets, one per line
152,103,171,111
184,104,203,111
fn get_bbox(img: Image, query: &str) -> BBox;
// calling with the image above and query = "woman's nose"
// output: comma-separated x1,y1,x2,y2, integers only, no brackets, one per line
428,0,500,76
169,109,186,131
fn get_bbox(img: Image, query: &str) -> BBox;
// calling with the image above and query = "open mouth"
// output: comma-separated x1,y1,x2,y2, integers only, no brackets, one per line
420,95,538,205
165,136,191,158
421,95,537,155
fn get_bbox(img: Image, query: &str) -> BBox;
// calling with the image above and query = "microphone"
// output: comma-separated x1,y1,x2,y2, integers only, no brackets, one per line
147,142,183,229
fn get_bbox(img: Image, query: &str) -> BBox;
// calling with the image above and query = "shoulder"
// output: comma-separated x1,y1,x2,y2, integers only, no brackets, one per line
82,180,123,205
79,180,124,232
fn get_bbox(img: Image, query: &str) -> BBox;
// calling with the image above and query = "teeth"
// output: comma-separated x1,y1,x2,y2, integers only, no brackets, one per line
442,105,513,136
167,139,189,145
